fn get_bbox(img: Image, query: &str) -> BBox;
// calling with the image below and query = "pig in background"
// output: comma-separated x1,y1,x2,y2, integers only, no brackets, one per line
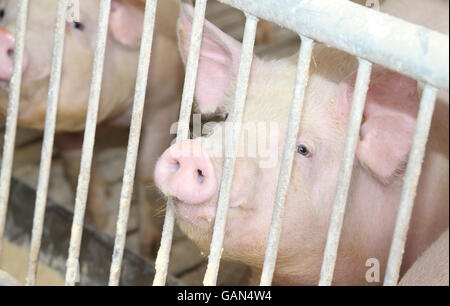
154,0,449,285
0,0,185,257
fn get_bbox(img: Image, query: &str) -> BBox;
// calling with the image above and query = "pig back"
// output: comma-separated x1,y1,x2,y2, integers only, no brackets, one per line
399,229,449,286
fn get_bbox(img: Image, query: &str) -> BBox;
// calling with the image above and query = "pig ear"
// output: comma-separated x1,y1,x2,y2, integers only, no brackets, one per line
109,0,144,48
177,3,242,114
337,66,420,179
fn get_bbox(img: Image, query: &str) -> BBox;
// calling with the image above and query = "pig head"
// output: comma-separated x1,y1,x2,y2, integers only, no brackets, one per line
154,3,449,285
0,0,145,131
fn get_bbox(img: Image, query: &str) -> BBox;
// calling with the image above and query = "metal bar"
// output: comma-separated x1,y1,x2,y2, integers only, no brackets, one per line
217,0,449,91
153,0,208,286
108,0,158,286
203,13,258,286
0,0,29,257
65,0,111,286
259,36,314,286
319,59,372,286
383,84,438,286
25,0,69,286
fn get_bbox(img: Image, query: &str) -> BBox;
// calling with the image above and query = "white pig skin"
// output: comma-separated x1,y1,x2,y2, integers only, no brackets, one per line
398,229,449,286
153,1,449,285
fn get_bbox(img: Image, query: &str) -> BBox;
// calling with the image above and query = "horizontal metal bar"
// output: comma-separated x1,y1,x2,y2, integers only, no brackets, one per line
25,0,69,286
153,0,209,286
318,59,373,286
65,0,111,286
108,0,158,286
259,36,314,286
0,0,29,257
218,0,449,91
383,84,438,286
203,13,259,286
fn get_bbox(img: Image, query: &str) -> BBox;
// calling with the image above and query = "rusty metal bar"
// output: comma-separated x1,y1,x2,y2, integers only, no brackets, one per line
153,0,209,286
25,0,69,286
259,36,314,286
108,0,158,286
383,84,438,286
65,0,111,286
0,0,29,257
203,13,258,286
319,59,372,286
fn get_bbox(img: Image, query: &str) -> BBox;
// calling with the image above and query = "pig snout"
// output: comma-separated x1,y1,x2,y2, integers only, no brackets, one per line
0,28,29,81
154,140,217,205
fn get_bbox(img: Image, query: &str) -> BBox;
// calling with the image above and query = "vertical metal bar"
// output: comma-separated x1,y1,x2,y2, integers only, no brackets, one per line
259,36,314,286
383,84,438,286
202,13,258,286
108,0,158,286
153,0,208,286
65,0,111,286
318,59,372,286
0,0,29,257
25,0,69,286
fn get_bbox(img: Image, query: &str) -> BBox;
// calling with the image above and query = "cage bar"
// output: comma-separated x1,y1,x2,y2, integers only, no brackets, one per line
108,0,158,286
217,0,448,91
383,84,439,286
202,13,258,286
153,0,209,286
0,0,29,257
318,59,372,286
65,0,111,286
259,36,314,286
25,0,69,286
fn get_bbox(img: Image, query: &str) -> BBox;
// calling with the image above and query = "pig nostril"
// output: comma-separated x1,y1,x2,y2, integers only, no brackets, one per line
196,169,205,184
170,160,180,173
7,49,14,60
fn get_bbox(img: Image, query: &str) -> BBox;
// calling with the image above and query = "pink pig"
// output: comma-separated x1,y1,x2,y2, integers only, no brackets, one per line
154,2,449,285
0,0,184,257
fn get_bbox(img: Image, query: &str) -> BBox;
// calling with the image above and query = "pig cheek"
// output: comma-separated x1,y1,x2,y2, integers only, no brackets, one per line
277,159,320,258
23,33,52,82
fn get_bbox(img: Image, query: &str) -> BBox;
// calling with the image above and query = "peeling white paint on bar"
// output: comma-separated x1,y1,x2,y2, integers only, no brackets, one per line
384,84,439,286
319,59,373,286
203,13,258,287
153,0,209,286
260,36,314,286
65,0,112,286
26,0,70,286
0,0,29,257
217,0,448,91
108,0,158,286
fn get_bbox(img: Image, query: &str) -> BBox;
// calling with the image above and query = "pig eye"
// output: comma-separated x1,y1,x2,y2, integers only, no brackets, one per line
0,9,5,19
297,144,311,158
72,21,84,31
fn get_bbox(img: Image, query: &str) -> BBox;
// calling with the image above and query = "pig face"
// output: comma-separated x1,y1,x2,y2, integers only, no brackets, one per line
0,0,144,131
154,4,421,284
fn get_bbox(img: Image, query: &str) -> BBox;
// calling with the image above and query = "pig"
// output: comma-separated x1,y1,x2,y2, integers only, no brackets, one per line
0,0,275,258
0,0,184,257
398,229,449,286
153,2,449,285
